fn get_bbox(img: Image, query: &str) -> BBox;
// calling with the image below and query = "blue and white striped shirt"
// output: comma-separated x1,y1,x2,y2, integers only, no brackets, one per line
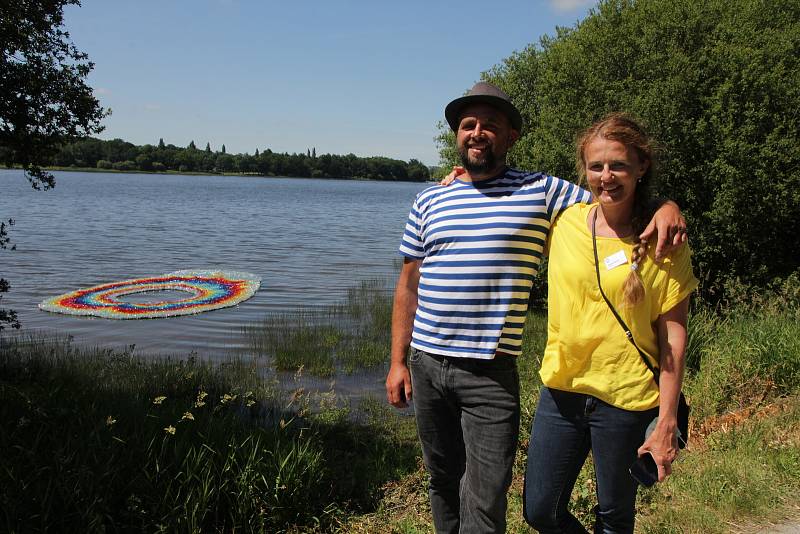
399,168,591,359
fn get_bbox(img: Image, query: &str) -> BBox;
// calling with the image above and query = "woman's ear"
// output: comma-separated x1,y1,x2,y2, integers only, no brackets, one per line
639,158,651,179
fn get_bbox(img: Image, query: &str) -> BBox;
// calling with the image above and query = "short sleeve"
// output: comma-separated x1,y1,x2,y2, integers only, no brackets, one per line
398,196,425,259
544,176,592,223
660,243,699,314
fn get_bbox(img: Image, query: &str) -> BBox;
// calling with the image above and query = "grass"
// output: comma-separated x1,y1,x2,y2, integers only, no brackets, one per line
243,278,393,377
0,335,419,533
341,290,800,533
3,275,798,532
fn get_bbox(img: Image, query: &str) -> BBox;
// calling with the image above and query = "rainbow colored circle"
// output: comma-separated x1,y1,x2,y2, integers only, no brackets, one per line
39,270,261,319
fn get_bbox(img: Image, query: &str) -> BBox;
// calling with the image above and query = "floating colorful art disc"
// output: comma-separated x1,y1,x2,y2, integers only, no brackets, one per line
39,270,261,319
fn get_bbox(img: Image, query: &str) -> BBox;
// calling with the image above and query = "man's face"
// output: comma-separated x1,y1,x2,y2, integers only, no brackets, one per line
456,104,519,176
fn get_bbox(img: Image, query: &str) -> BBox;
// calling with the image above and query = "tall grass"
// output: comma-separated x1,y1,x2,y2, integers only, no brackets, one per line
244,278,394,377
0,335,419,532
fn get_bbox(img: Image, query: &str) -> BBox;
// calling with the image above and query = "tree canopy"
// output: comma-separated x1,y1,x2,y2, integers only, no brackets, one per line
439,0,800,301
52,136,431,182
1,0,106,189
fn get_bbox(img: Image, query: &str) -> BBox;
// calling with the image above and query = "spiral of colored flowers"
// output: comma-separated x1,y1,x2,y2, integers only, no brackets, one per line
39,270,261,319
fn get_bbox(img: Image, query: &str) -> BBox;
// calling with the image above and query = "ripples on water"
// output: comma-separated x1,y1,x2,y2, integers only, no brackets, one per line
0,170,428,369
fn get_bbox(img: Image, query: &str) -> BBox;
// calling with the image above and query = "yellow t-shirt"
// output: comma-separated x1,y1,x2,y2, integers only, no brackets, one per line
539,203,699,411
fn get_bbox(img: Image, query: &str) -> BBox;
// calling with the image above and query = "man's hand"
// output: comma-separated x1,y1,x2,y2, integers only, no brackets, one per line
386,361,412,408
386,258,421,409
640,200,687,261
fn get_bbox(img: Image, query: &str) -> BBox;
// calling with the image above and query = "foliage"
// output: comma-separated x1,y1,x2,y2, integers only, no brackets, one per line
438,0,800,302
346,288,800,532
0,338,419,532
48,136,431,182
0,0,106,188
244,278,394,377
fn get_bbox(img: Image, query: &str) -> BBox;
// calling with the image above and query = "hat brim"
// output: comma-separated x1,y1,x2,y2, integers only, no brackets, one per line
445,94,523,133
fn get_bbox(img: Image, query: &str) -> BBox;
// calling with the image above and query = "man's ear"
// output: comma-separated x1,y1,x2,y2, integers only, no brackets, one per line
509,129,520,146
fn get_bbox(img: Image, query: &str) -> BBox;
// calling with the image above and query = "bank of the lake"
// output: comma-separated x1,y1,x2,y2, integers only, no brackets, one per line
3,284,799,532
25,165,438,182
30,135,434,182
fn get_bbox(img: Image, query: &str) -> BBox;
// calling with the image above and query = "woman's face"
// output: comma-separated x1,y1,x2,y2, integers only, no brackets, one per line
584,137,649,210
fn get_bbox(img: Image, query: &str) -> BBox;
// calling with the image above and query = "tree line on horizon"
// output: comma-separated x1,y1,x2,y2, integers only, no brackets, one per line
35,137,432,182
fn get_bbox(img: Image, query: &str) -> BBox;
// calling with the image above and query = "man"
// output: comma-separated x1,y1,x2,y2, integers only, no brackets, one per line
386,82,684,533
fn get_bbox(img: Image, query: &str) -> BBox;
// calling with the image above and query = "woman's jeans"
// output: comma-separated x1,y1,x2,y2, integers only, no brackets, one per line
523,387,657,534
409,348,520,534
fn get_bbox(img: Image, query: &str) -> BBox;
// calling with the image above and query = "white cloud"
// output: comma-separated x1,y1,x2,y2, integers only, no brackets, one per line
94,87,111,96
548,0,594,13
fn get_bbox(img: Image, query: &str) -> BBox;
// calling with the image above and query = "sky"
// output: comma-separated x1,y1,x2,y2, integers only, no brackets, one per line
64,0,595,166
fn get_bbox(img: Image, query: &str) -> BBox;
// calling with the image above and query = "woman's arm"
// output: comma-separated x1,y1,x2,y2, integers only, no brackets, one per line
637,296,690,482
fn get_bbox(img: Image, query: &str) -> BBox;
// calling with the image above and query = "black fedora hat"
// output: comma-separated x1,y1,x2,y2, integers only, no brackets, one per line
444,81,523,133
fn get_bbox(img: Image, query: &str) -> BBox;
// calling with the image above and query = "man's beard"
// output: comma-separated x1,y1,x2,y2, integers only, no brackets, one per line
458,143,498,174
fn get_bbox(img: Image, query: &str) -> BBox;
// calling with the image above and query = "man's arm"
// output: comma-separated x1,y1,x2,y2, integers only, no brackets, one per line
640,201,688,261
385,257,421,408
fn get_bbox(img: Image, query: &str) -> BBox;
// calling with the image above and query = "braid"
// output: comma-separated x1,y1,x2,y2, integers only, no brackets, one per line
623,238,647,307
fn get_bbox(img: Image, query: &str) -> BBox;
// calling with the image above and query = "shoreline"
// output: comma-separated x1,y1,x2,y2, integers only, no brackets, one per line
3,165,433,184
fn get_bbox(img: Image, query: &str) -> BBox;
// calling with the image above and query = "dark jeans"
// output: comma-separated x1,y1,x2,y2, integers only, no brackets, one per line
409,348,520,534
523,387,657,534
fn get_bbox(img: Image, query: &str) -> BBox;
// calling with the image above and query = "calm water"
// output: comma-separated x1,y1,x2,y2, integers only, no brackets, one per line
0,170,427,360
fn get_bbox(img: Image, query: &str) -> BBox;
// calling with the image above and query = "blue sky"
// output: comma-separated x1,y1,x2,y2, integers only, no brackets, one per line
64,0,595,165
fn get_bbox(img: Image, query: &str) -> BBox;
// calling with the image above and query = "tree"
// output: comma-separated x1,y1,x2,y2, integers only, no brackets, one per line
407,159,430,182
188,140,196,150
1,0,106,330
221,144,226,154
158,138,165,149
439,0,800,301
1,0,107,189
205,142,211,153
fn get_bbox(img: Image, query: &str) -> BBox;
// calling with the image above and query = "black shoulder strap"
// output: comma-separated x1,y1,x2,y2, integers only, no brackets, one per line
591,208,660,384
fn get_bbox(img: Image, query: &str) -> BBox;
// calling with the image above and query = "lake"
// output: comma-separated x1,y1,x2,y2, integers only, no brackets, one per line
0,170,428,360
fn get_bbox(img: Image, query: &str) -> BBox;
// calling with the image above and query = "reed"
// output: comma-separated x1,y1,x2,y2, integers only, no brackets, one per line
244,278,394,377
0,335,419,532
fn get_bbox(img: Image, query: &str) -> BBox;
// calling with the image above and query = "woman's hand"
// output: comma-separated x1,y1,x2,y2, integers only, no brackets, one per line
439,166,465,186
637,421,679,482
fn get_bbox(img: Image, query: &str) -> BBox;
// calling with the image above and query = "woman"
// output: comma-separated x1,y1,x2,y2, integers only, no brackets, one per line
522,113,697,533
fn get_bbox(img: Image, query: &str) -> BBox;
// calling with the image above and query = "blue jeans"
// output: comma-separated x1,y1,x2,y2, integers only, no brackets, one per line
409,348,520,534
523,387,657,534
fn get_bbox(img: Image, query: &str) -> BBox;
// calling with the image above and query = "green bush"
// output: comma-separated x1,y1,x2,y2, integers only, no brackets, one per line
112,159,136,171
441,0,800,302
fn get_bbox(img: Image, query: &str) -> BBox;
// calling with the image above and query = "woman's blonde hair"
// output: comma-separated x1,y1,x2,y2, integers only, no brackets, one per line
576,113,657,307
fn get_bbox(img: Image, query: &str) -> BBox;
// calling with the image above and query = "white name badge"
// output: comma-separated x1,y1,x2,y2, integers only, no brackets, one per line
604,250,628,271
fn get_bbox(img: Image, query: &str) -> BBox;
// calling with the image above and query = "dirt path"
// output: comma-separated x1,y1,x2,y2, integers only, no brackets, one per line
758,524,799,533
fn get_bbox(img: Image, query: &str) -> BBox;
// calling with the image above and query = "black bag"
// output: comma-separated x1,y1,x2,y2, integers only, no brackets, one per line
592,211,689,448
676,392,690,448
